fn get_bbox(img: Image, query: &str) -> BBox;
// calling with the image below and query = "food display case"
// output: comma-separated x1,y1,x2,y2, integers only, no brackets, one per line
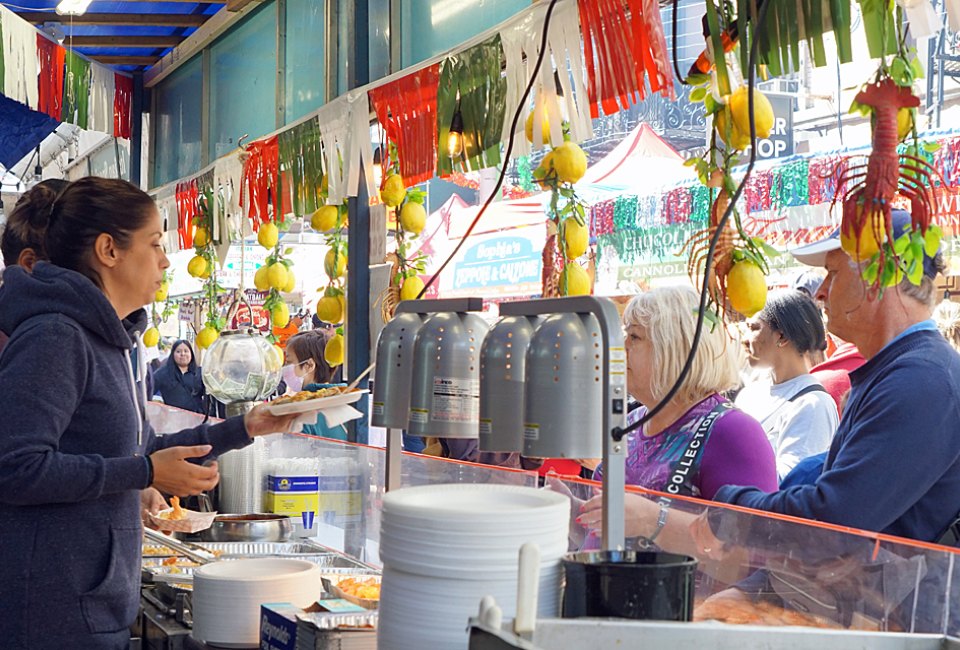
145,402,960,648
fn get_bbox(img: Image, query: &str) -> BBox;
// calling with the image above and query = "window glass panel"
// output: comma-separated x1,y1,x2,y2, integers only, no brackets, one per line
401,0,527,67
285,0,326,124
210,3,277,160
152,55,201,187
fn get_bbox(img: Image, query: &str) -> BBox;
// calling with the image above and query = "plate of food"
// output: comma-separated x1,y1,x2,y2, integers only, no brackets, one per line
146,496,218,534
266,387,367,416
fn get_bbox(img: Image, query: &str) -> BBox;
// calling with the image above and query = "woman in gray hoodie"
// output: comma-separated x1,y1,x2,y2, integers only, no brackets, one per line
0,177,298,649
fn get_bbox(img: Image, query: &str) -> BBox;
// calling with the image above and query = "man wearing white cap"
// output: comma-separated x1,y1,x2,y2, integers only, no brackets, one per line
715,209,960,543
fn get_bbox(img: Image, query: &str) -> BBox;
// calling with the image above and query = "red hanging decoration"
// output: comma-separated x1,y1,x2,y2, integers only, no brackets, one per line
591,200,615,237
577,0,674,119
743,169,772,214
241,136,281,230
37,36,65,120
176,180,200,250
369,64,440,187
663,187,692,224
114,74,133,139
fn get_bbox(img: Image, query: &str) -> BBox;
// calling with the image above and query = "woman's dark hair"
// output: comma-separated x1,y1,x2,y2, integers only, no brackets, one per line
286,329,337,383
1,179,70,267
40,177,157,287
758,289,827,355
167,340,197,373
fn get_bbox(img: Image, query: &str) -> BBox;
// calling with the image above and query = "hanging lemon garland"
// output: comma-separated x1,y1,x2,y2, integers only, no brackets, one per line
185,190,226,349
143,270,176,348
532,118,590,297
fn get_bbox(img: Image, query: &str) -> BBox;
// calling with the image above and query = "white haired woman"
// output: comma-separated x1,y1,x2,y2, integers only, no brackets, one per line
586,286,778,502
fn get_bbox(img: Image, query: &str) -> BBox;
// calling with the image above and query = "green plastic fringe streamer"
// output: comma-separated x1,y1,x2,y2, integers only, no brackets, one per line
436,35,507,177
62,51,90,129
279,118,325,217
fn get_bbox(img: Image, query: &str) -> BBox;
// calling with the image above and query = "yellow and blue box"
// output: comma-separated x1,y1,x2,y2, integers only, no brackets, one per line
264,475,319,516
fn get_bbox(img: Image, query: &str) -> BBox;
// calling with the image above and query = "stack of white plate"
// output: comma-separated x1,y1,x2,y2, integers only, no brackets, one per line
192,558,321,647
377,484,570,650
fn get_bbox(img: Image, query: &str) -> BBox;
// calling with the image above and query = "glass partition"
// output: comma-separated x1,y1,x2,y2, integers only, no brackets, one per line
284,0,326,124
146,402,960,635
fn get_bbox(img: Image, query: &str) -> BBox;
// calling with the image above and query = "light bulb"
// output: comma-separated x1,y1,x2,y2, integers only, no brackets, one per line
56,0,93,16
447,131,463,158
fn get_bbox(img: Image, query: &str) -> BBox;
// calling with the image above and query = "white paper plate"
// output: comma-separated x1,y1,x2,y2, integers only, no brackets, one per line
382,484,569,520
266,389,367,416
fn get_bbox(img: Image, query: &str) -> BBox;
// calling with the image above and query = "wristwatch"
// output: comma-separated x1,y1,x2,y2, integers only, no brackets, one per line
643,497,672,546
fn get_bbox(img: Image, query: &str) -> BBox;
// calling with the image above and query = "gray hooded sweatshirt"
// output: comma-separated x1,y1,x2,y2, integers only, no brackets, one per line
0,262,251,648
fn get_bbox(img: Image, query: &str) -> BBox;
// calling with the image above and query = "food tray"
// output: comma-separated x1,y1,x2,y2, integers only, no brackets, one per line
266,389,367,416
196,542,328,556
143,554,378,577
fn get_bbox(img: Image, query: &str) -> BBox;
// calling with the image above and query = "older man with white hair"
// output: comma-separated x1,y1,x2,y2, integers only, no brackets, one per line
715,209,960,543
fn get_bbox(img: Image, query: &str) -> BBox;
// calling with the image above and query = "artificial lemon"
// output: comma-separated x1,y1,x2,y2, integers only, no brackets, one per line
155,282,169,303
271,302,291,328
559,263,591,296
267,262,289,291
193,227,210,248
311,205,340,232
551,142,588,185
727,260,767,317
317,294,345,324
399,201,426,235
728,86,774,139
533,151,556,187
562,218,588,259
196,326,219,350
143,327,160,348
840,214,884,262
525,111,553,145
187,255,208,279
258,222,279,250
381,174,406,208
897,107,914,141
400,275,425,301
715,107,750,150
325,249,347,279
283,269,296,293
253,265,271,292
324,333,345,366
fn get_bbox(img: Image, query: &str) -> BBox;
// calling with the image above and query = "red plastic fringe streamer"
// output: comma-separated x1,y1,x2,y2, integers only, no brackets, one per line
37,36,65,120
241,136,281,230
114,74,133,139
577,0,674,118
176,179,200,250
369,64,440,187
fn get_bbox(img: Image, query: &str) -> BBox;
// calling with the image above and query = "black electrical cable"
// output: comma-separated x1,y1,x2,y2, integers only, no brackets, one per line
613,0,772,441
671,0,689,86
416,0,561,298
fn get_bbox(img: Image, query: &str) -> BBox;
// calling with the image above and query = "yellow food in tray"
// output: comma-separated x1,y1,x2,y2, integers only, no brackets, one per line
336,577,381,601
272,386,356,406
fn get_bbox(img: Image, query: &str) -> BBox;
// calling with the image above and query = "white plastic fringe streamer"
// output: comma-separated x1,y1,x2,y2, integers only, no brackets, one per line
213,150,247,267
947,0,960,33
316,101,350,204
895,0,941,39
346,91,379,202
499,0,593,157
155,186,180,254
1,6,39,109
88,65,115,135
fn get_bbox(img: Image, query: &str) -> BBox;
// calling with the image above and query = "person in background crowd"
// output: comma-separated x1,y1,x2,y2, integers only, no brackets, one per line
0,179,71,355
284,329,348,440
934,299,960,353
792,271,828,366
735,290,839,479
152,339,207,414
0,177,298,648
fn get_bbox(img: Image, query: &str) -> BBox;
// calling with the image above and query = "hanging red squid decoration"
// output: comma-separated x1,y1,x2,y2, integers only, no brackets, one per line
832,78,941,289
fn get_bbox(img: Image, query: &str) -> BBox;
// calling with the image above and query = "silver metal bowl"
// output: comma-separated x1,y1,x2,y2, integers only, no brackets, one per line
197,514,294,542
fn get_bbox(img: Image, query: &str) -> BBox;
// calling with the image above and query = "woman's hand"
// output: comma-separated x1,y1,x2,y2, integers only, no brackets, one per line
140,487,168,528
150,445,219,496
578,492,661,539
243,403,302,438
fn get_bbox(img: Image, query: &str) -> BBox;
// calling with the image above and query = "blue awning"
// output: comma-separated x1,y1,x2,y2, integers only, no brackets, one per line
0,94,60,168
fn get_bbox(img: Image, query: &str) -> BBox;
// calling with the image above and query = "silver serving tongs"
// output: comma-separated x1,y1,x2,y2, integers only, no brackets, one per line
145,528,217,564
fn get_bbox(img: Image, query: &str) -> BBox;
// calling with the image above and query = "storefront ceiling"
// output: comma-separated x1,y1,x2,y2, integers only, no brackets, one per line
5,1,224,71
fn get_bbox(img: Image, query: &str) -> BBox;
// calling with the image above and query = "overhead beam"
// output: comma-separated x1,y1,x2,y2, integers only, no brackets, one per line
70,35,185,48
17,13,208,27
89,55,161,66
226,0,262,10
